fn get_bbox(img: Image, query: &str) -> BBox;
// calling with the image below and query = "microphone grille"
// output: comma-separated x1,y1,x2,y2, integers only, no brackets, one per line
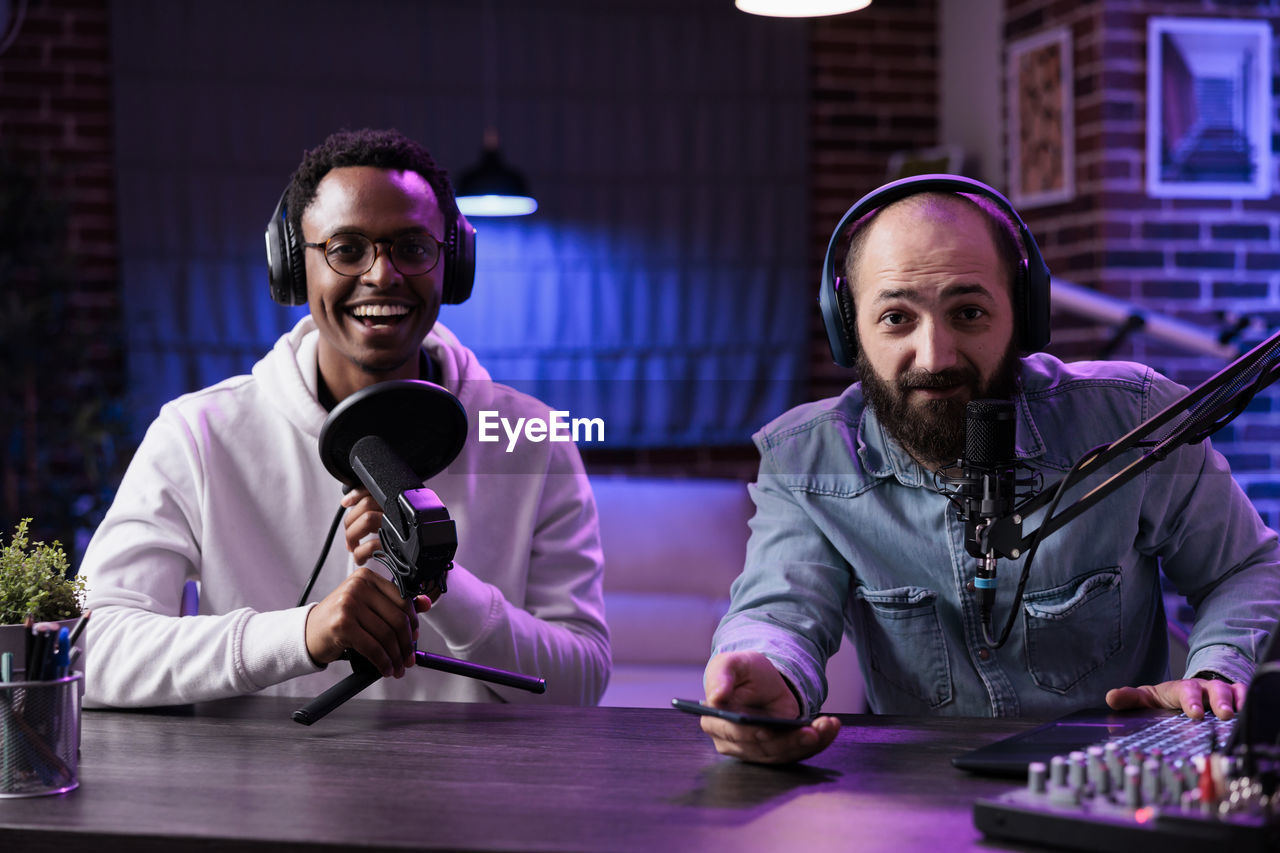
965,399,1016,466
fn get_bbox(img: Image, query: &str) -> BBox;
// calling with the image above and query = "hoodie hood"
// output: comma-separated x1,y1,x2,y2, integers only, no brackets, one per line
251,316,493,442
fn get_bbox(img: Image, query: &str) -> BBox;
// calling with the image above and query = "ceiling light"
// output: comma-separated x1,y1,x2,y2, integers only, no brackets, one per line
735,0,871,17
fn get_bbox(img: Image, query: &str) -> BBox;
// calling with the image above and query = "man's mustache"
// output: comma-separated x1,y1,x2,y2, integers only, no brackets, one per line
897,368,977,391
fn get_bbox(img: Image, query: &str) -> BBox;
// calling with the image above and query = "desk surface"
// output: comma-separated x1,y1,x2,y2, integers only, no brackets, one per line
1,697,1046,852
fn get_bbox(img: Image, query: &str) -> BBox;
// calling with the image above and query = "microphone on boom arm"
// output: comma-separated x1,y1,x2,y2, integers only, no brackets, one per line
291,380,547,726
939,399,1039,638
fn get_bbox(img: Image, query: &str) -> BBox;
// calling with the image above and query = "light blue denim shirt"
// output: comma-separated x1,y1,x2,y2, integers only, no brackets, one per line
714,354,1280,717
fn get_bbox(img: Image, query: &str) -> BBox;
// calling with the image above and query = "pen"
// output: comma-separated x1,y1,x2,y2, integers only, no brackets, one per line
181,579,199,617
30,624,60,681
27,627,50,681
66,608,92,648
22,613,34,680
55,627,71,679
1,651,12,785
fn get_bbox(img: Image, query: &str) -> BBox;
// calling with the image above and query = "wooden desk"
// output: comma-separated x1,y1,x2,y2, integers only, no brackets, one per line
0,697,1046,852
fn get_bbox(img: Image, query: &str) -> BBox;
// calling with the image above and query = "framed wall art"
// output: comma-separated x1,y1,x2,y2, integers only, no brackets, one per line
1007,26,1074,208
1147,16,1272,199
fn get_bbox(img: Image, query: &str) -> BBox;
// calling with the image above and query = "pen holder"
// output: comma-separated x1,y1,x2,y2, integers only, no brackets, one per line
0,672,82,797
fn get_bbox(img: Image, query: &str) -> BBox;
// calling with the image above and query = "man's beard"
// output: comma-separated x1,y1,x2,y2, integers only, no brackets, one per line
856,344,1021,469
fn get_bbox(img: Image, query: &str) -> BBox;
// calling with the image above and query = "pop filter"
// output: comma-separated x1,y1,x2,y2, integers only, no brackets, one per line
318,380,468,489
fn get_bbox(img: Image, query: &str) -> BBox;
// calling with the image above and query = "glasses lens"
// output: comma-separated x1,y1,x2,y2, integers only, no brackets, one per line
390,234,441,275
324,234,374,275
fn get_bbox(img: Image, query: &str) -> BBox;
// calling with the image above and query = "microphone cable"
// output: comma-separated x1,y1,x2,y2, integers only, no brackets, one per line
980,441,1107,648
297,501,347,608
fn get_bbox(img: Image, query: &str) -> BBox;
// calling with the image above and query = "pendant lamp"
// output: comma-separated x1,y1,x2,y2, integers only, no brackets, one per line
735,0,871,17
456,1,537,217
456,129,538,217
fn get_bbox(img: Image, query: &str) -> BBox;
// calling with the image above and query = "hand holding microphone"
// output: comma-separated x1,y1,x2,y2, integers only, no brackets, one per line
341,487,390,568
303,565,424,679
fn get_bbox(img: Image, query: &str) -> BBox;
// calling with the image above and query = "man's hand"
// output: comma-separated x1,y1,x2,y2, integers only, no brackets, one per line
304,566,430,678
341,488,384,566
699,651,840,764
1105,675,1248,721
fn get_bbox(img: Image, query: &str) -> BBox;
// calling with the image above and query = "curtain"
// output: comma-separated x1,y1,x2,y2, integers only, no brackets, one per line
111,0,809,447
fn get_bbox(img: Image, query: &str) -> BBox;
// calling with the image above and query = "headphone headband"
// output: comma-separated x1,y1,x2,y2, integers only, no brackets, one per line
818,173,1051,368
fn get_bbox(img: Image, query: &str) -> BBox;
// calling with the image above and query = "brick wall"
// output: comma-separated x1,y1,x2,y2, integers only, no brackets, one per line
1003,0,1280,528
0,0,124,551
804,0,1280,528
808,0,940,401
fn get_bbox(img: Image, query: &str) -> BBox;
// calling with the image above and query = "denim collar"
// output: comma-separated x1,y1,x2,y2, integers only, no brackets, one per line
855,371,1047,489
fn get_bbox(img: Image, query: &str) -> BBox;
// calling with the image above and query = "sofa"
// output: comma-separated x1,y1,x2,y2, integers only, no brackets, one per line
591,475,866,712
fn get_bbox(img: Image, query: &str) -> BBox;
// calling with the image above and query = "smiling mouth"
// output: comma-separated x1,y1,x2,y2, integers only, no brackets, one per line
347,304,412,328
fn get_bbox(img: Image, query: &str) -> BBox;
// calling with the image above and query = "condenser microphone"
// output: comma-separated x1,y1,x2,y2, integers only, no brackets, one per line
957,399,1018,622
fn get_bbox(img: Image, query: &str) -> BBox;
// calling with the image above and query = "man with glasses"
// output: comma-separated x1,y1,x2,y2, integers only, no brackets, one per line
80,128,610,709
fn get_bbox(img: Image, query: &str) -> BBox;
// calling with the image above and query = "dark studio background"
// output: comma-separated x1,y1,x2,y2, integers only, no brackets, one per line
2,0,1279,565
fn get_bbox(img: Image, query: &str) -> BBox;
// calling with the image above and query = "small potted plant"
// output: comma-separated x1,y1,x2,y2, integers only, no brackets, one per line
0,519,86,673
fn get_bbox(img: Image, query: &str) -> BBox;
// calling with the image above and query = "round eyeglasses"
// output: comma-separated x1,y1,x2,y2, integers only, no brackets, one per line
303,232,443,277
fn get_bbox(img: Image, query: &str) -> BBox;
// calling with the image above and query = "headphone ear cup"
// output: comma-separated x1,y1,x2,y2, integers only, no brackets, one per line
266,190,307,306
819,262,857,368
834,276,858,365
1023,255,1051,353
281,216,307,306
442,213,476,305
1014,259,1031,351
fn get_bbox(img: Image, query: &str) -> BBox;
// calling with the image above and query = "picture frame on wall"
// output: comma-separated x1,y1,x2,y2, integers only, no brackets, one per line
1007,26,1074,208
1147,17,1272,199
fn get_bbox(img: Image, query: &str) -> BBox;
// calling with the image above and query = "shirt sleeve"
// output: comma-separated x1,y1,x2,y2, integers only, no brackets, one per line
80,411,321,708
1136,376,1280,684
710,443,851,717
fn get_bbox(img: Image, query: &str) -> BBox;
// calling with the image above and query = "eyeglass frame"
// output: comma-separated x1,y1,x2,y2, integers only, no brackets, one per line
302,230,446,277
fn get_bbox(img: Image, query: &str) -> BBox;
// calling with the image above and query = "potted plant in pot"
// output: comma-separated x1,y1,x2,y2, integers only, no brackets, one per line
0,519,86,677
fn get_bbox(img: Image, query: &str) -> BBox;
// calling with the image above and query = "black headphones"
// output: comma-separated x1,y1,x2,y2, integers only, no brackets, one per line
818,173,1051,368
264,187,477,307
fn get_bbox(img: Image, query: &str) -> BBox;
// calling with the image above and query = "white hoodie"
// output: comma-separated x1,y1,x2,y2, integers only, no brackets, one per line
81,318,610,707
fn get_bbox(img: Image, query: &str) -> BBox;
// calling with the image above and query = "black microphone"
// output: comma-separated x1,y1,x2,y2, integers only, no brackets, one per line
350,434,457,600
957,399,1018,622
293,379,546,726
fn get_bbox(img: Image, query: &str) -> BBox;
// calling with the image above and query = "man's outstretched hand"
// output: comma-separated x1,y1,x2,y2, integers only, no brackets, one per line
1106,675,1247,720
699,651,840,764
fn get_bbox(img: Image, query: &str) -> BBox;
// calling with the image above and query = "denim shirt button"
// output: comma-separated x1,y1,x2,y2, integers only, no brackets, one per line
977,647,991,661
966,579,976,593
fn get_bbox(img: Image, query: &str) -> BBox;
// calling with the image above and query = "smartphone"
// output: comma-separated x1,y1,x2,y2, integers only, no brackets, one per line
671,698,815,729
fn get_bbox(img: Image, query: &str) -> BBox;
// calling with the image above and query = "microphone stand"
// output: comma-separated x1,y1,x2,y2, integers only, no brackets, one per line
986,328,1280,558
292,437,547,725
965,328,1280,646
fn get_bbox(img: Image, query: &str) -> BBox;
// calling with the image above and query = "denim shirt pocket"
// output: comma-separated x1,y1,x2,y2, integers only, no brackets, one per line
854,585,953,708
1022,568,1123,693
